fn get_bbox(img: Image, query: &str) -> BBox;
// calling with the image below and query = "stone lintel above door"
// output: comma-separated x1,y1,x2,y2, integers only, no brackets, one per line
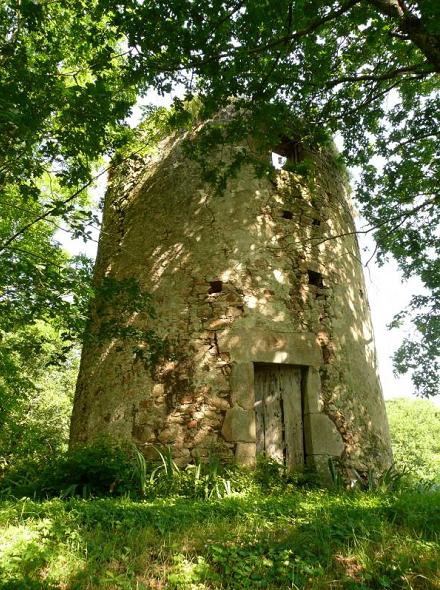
218,329,322,366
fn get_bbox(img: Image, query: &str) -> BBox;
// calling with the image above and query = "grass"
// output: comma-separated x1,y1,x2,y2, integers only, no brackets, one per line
0,486,439,589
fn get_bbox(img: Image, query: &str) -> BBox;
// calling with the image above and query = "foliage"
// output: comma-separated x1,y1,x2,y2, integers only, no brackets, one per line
328,457,410,492
0,438,136,500
1,438,329,502
0,322,79,474
1,0,439,395
89,276,169,369
0,488,439,589
3,395,439,503
0,0,128,424
386,397,440,483
0,442,244,501
0,0,135,204
0,183,93,459
0,413,439,587
0,184,94,344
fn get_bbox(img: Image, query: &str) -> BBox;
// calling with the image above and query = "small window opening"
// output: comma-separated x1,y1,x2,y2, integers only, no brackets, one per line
271,136,305,170
208,280,223,294
272,153,287,169
282,210,293,220
312,218,321,226
307,270,324,288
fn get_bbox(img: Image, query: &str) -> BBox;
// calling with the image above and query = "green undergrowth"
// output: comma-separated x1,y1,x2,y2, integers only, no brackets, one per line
0,440,318,501
0,487,439,590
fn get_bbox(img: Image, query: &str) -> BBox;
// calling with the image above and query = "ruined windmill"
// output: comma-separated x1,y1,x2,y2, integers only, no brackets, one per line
70,113,392,479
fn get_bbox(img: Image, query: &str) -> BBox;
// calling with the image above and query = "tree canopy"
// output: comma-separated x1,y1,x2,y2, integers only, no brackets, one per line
0,0,439,395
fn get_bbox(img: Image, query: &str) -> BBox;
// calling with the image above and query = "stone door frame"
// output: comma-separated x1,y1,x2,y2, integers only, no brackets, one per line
219,329,344,471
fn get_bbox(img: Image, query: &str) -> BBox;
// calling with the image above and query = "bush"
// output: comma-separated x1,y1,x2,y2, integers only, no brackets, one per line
0,439,138,499
386,397,440,483
0,323,79,473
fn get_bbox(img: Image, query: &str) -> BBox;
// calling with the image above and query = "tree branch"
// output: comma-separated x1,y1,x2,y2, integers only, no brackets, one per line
3,245,66,268
365,0,440,72
324,63,433,88
167,0,361,73
0,137,161,254
312,197,437,247
0,176,101,254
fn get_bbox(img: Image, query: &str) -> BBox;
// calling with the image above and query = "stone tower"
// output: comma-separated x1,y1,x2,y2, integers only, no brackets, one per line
70,120,392,478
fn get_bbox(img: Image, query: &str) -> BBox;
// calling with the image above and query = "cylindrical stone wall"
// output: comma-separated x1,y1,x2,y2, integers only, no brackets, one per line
70,125,392,479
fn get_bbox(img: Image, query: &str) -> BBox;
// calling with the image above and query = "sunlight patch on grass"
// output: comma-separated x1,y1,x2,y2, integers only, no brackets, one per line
0,489,439,589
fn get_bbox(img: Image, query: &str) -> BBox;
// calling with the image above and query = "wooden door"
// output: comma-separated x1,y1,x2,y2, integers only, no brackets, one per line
254,364,304,469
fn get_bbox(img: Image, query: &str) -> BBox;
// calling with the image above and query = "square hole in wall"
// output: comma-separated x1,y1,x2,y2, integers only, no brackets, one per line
208,280,223,294
307,270,324,288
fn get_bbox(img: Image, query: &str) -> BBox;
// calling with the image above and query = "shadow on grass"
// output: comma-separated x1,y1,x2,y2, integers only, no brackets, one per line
0,488,439,589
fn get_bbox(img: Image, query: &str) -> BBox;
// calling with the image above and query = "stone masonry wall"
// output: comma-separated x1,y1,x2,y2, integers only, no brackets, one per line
70,125,393,477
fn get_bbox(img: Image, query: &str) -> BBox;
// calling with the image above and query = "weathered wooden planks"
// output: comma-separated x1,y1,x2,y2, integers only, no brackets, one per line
254,364,304,469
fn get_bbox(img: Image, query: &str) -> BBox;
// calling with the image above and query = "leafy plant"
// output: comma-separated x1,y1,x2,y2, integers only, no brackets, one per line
0,322,80,474
131,444,149,497
369,464,409,492
328,457,345,489
89,276,169,370
387,398,440,483
145,448,235,500
0,438,137,499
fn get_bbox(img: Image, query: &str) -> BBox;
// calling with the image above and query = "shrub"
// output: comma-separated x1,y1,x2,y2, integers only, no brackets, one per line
0,438,138,499
386,397,440,483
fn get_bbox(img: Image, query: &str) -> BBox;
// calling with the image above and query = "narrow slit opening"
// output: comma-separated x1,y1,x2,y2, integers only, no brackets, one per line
279,396,287,466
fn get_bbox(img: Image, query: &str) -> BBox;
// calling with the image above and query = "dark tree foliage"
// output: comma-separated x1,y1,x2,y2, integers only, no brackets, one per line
0,0,438,395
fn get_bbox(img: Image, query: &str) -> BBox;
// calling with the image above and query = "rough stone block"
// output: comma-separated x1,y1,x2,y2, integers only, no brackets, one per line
191,447,210,459
137,405,166,427
305,413,344,456
303,367,322,413
152,384,165,397
307,454,334,483
132,424,155,442
173,447,191,466
158,424,184,444
207,318,231,330
230,362,254,409
208,395,231,411
235,442,256,466
221,406,255,442
139,444,160,461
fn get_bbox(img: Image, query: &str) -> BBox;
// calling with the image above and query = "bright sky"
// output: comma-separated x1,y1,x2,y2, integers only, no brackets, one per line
59,89,439,406
356,229,426,400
